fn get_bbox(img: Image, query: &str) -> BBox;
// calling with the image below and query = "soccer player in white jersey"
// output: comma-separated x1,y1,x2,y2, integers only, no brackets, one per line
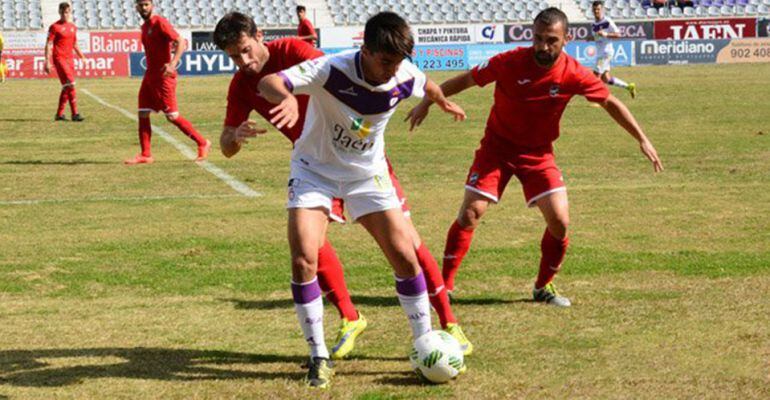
591,1,636,98
258,12,466,389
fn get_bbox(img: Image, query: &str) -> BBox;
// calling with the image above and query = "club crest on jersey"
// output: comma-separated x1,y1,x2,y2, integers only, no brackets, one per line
351,118,372,139
549,84,560,97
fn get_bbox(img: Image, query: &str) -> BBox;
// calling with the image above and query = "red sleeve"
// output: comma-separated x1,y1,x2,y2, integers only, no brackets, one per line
224,74,252,128
574,64,610,102
160,18,180,42
288,39,323,65
47,24,56,42
471,50,511,87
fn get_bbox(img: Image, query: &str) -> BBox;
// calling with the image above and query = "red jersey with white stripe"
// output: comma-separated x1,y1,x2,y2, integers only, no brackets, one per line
225,38,322,142
141,14,180,77
471,46,610,149
47,21,77,61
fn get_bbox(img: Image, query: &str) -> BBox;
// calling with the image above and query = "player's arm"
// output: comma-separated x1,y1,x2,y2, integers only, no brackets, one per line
74,41,86,61
163,39,186,77
258,74,300,130
220,121,268,158
406,71,475,131
599,94,663,172
44,37,53,74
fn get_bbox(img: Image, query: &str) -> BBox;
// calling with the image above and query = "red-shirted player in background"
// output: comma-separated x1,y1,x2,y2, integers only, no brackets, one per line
408,8,663,307
45,2,86,122
211,12,472,359
295,6,317,47
125,0,211,165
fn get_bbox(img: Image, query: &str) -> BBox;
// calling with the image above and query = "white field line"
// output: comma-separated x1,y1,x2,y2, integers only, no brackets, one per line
0,194,243,206
81,88,261,198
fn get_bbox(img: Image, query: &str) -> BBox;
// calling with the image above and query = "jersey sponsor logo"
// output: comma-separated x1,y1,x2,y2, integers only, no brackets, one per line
333,123,375,153
549,84,560,97
517,79,531,85
350,118,372,138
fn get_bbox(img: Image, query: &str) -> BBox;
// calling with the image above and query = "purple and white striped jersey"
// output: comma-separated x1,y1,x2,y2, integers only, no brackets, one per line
592,16,619,55
279,50,426,182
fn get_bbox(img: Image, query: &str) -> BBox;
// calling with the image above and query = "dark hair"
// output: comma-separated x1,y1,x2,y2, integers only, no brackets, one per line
213,12,258,50
534,7,569,31
296,5,306,13
363,12,414,58
592,1,604,7
59,2,71,12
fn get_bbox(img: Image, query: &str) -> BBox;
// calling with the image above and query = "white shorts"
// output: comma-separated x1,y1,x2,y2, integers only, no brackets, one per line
286,164,401,221
594,50,613,74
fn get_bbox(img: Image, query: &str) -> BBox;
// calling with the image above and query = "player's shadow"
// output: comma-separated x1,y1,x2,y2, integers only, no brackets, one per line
222,295,515,310
0,347,305,388
0,159,113,166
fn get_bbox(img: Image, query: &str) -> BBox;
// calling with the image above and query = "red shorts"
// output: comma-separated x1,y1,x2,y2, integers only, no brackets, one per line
330,157,411,223
138,74,178,115
53,59,75,86
465,134,565,207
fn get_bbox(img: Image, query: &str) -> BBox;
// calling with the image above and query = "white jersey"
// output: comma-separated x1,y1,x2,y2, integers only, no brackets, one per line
592,16,619,56
279,50,427,182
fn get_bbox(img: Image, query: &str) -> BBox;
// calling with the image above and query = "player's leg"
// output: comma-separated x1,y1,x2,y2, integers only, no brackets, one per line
602,64,636,99
67,82,83,121
357,208,432,340
323,199,367,360
56,84,69,120
443,145,508,294
518,152,571,307
53,61,69,120
402,216,473,354
532,190,571,307
162,79,211,161
289,207,334,388
443,190,492,293
126,78,155,164
287,169,337,388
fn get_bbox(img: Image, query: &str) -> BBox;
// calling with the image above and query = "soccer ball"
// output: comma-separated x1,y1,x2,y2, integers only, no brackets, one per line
409,330,465,383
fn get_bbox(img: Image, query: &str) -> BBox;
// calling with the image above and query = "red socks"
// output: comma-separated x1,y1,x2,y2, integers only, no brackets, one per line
138,116,152,157
169,116,206,147
67,86,78,115
442,220,475,292
57,87,68,116
57,86,79,116
316,239,358,321
535,229,569,289
416,242,456,328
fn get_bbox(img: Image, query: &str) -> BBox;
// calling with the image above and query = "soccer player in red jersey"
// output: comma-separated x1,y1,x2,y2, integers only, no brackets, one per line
45,2,86,122
408,8,663,307
125,0,211,165
296,6,317,47
212,12,472,358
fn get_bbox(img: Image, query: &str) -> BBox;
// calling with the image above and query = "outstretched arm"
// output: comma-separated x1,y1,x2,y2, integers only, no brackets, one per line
599,94,663,172
220,121,268,158
258,74,299,129
406,71,475,131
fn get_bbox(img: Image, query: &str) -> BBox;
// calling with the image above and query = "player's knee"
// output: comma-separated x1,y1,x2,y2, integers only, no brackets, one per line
548,217,569,239
458,203,485,229
164,113,178,122
291,254,318,276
